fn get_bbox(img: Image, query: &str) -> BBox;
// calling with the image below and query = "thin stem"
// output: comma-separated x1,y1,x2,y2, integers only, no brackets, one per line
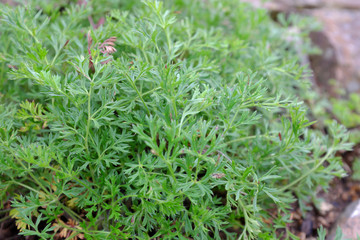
141,48,149,63
0,38,11,89
18,163,50,195
165,29,172,58
58,202,86,223
237,198,253,240
0,215,11,223
85,83,93,154
48,39,70,70
158,153,177,183
55,216,111,237
10,179,83,223
91,87,160,119
5,145,51,196
223,108,240,136
0,209,11,214
172,96,178,119
47,166,98,196
280,146,334,192
10,180,40,194
166,161,177,183
215,149,233,163
225,134,269,145
24,25,40,44
123,72,150,115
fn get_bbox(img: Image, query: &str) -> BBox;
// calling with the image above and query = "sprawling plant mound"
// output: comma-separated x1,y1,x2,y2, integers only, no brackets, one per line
0,0,351,239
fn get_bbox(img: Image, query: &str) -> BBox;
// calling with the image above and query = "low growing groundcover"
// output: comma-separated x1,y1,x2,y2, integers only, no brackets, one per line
0,0,352,239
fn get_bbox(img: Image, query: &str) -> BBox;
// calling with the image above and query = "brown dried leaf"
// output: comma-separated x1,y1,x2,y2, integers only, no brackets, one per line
211,173,226,179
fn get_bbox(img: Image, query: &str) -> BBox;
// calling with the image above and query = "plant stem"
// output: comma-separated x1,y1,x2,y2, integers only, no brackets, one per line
225,134,269,145
123,72,150,115
280,146,334,192
10,180,40,194
85,83,93,155
0,215,11,223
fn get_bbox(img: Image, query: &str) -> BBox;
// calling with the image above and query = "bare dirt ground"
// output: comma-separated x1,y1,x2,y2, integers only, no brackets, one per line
286,145,360,239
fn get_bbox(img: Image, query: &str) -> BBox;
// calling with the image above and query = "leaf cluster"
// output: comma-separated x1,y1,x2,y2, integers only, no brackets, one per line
0,0,352,239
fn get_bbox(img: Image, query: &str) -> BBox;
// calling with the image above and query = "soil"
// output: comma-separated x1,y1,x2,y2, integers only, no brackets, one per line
0,201,25,240
286,144,360,239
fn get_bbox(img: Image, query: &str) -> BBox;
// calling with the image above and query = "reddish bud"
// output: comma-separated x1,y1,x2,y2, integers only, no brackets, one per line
7,64,18,70
95,17,105,29
77,0,87,6
63,39,70,48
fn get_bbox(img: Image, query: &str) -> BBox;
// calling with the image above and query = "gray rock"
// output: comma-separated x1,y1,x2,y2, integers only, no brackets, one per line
327,199,360,240
0,0,16,6
319,201,334,215
239,0,360,94
240,0,286,11
309,9,360,94
257,0,360,9
324,0,360,9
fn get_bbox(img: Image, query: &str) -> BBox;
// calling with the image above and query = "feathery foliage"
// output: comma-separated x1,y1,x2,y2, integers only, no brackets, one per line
0,0,351,239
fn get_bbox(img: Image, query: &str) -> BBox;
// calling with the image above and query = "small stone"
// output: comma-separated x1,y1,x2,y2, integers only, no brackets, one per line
319,201,334,215
299,232,306,240
342,191,350,201
301,213,313,236
309,9,360,94
328,200,360,240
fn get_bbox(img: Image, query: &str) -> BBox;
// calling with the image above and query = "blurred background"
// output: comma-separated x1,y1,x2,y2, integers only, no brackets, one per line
241,0,360,96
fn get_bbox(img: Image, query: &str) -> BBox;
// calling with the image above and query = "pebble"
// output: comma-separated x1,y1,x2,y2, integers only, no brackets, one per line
327,199,360,240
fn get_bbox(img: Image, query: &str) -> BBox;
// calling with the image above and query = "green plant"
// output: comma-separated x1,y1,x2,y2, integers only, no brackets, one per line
0,0,352,239
329,93,360,144
352,158,360,181
317,226,326,240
